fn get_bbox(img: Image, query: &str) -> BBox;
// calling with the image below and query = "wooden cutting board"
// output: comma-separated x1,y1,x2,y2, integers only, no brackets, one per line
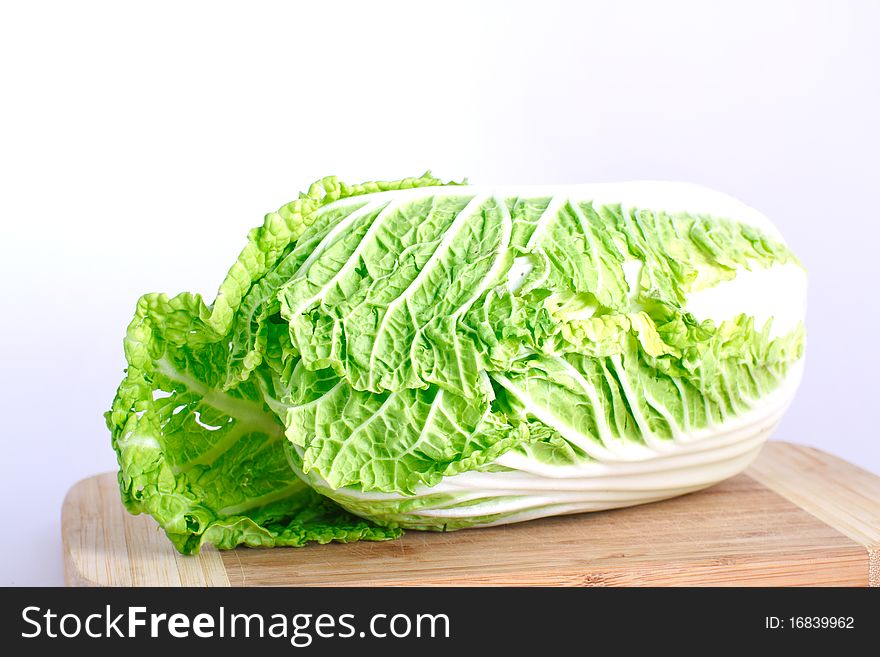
62,442,880,587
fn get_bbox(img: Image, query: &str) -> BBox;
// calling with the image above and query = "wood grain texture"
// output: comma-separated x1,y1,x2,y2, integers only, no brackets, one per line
748,442,880,586
62,442,879,587
62,474,229,586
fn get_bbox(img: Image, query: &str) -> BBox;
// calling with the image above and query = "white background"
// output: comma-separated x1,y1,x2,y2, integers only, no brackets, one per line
1,1,878,586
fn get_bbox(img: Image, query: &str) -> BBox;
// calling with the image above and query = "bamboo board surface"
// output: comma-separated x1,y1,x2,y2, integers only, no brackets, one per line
62,442,880,586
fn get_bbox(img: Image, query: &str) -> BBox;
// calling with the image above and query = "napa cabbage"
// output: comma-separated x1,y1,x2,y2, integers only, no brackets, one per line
107,174,805,553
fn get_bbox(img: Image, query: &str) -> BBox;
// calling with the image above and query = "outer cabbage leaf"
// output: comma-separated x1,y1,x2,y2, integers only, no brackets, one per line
107,173,458,553
278,194,512,399
264,363,527,494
